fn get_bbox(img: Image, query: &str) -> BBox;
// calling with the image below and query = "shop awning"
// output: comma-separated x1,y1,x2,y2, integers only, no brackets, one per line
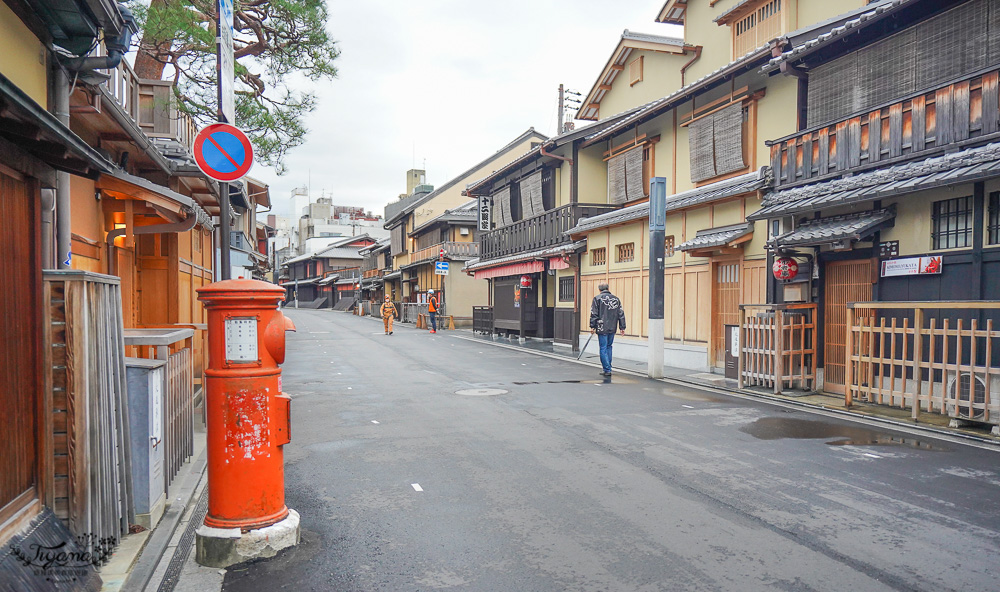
677,222,754,255
768,209,895,250
548,256,570,270
473,260,545,280
97,168,212,227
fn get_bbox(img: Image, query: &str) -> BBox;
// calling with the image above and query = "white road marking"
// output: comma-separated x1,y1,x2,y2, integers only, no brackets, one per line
347,387,352,390
682,405,695,409
371,420,379,424
411,483,423,492
864,453,881,459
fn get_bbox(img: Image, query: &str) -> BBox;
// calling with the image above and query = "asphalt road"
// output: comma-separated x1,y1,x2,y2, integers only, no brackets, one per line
223,309,1000,592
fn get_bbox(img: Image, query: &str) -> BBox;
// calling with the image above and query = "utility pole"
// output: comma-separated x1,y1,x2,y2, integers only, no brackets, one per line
648,177,667,379
558,84,565,135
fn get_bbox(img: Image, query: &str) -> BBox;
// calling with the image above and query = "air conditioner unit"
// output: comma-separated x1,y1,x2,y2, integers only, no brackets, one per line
460,227,470,236
946,371,991,421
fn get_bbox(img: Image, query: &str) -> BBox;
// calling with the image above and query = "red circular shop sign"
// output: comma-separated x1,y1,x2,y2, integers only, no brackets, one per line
193,123,255,182
772,257,799,281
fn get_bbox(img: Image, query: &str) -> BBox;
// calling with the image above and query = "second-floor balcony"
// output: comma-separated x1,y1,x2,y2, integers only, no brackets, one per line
98,53,198,152
479,203,619,261
770,70,1000,190
409,241,479,266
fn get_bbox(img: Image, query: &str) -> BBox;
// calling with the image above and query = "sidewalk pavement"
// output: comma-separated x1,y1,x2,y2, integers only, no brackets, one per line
456,330,1000,446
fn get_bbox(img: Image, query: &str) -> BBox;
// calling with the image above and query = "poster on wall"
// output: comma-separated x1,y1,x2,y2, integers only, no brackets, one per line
880,256,943,277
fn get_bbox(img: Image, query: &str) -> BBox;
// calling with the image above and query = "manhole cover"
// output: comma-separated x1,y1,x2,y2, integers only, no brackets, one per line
455,388,508,396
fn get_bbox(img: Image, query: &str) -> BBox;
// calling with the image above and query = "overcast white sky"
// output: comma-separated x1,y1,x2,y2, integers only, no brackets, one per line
251,0,682,220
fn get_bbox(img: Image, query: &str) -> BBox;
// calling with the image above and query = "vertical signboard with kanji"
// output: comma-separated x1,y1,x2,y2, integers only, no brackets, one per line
478,196,491,231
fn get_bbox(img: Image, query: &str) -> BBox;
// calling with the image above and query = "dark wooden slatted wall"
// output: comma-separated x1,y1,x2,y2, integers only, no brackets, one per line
0,172,39,514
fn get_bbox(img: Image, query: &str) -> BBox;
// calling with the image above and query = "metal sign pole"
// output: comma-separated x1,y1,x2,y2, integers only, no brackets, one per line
648,177,667,378
216,0,235,279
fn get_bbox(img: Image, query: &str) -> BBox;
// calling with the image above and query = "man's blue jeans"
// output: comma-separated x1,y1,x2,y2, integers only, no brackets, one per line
429,311,437,331
598,332,615,373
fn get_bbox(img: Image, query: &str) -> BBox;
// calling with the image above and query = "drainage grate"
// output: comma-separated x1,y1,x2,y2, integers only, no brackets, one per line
156,487,209,592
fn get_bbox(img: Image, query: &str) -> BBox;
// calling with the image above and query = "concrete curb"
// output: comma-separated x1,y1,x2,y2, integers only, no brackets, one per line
451,333,1000,451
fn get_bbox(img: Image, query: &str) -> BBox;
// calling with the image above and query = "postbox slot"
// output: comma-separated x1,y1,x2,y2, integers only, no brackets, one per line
225,317,258,363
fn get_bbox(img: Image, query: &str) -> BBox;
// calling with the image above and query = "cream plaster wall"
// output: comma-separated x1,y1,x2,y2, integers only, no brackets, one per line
712,199,743,227
0,2,48,106
443,263,489,318
597,50,687,119
754,75,799,167
744,197,769,259
555,268,575,309
878,185,976,257
577,145,610,205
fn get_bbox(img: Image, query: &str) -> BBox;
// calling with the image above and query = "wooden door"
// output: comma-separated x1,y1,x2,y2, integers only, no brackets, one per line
0,172,40,518
713,261,741,366
823,259,873,394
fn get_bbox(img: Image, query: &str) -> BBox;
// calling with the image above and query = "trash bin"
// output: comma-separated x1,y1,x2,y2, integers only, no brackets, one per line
126,357,167,529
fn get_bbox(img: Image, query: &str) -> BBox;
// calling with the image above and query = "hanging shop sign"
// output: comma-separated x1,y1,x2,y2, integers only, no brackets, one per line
880,256,942,277
519,275,532,288
772,257,799,281
478,196,491,231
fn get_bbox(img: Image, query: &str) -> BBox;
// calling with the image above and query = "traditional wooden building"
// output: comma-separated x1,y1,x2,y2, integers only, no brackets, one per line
382,129,546,308
280,234,375,308
558,0,870,370
752,0,1000,427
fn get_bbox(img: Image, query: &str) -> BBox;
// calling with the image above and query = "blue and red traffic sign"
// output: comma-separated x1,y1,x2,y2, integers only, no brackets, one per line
193,123,254,182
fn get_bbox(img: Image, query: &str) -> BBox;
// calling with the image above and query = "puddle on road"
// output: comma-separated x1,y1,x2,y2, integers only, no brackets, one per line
740,417,948,451
658,387,731,404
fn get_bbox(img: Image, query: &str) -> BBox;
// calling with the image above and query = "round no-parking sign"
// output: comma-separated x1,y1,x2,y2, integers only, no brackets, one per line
193,123,255,182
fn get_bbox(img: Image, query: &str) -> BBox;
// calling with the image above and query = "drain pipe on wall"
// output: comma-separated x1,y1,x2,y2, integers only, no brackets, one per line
54,67,72,269
680,46,703,87
40,187,56,268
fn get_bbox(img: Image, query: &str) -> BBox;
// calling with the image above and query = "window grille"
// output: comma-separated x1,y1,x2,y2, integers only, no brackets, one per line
989,192,1000,245
733,0,782,58
629,56,643,86
932,196,974,250
665,235,675,257
591,247,607,266
559,277,575,302
616,243,635,263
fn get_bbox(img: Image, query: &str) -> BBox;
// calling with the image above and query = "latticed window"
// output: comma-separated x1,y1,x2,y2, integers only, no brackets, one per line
665,235,675,257
591,247,607,266
734,0,782,58
616,243,635,263
559,277,575,302
932,196,974,250
629,56,643,86
989,192,1000,245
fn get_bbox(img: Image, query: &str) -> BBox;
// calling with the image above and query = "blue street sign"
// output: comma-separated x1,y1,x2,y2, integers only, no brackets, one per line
434,261,449,275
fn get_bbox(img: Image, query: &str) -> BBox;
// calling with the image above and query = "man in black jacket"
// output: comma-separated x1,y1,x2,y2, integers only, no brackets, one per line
589,283,626,376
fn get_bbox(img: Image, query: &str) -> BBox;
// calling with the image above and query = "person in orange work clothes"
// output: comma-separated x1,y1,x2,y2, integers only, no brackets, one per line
427,289,439,333
381,295,397,335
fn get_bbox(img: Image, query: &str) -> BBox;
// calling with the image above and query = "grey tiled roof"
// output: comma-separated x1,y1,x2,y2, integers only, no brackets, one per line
678,223,754,251
762,0,913,73
463,241,586,272
769,209,895,248
569,167,772,235
621,29,685,46
751,142,1000,219
713,0,754,23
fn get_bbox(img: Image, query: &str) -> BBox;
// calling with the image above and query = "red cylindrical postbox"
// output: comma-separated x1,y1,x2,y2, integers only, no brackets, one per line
197,279,295,531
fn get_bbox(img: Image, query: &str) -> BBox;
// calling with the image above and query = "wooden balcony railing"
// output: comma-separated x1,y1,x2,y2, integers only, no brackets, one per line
96,55,198,151
739,303,817,394
770,71,1000,189
479,204,619,261
410,241,479,265
846,301,1000,425
363,269,383,279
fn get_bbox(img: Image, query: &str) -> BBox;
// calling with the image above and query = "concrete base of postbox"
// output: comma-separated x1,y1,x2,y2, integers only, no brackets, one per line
194,509,300,568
